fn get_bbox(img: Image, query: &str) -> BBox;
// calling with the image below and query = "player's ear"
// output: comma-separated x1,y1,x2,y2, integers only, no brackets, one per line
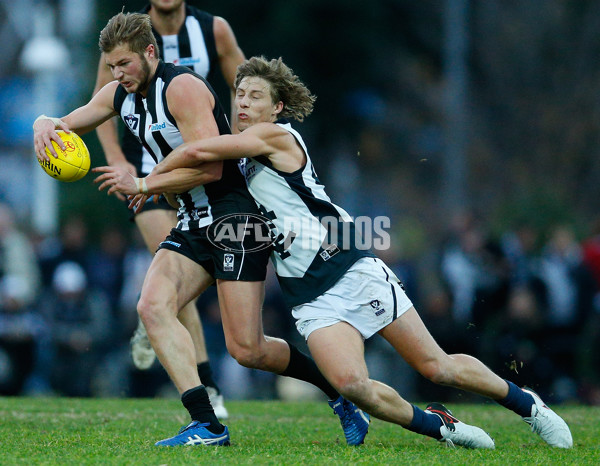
145,44,156,60
273,101,284,116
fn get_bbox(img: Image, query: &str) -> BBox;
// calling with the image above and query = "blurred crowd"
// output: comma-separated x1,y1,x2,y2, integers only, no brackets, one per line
1,200,599,406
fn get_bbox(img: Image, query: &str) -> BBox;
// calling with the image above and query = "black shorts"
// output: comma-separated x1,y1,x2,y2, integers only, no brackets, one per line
157,217,271,281
126,195,173,222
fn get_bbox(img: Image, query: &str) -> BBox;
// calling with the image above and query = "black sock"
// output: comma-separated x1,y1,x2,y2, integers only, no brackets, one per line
181,385,224,433
197,362,220,394
280,342,340,400
496,380,535,417
407,405,443,440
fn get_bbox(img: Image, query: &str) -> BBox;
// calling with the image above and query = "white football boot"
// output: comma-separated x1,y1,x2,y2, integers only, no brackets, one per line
206,386,229,420
130,318,156,370
426,403,495,449
522,389,573,448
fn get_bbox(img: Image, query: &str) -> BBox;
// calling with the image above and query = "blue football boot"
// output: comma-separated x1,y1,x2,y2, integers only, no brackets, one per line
155,421,230,446
329,396,370,445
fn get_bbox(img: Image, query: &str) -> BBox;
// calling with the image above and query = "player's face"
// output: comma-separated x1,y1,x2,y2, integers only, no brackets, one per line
235,77,282,132
105,45,153,96
150,0,184,14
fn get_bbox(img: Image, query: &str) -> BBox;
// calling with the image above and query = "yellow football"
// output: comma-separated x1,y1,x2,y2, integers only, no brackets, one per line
38,130,90,182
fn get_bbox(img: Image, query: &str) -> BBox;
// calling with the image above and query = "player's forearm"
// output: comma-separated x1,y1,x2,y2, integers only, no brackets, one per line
146,167,222,194
153,143,202,175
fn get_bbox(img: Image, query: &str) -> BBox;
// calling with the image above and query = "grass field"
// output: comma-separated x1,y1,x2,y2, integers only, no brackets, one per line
0,397,598,465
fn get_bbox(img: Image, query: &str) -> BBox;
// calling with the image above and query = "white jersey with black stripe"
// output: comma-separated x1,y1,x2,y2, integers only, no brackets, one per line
243,121,375,308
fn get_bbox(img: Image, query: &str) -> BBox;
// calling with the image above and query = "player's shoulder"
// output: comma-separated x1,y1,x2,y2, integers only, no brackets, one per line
100,80,122,102
166,72,212,105
169,70,209,90
247,122,296,146
185,4,214,22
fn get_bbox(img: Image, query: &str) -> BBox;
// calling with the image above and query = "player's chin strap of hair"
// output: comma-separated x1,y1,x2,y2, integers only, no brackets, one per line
129,173,149,194
33,114,63,128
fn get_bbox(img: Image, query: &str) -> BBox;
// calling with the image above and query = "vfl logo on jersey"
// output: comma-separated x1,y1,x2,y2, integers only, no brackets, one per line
174,57,201,67
149,122,166,132
223,253,234,272
369,299,386,316
124,114,139,131
319,244,340,262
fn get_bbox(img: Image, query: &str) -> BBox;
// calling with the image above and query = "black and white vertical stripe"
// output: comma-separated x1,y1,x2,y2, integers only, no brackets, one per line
115,63,212,230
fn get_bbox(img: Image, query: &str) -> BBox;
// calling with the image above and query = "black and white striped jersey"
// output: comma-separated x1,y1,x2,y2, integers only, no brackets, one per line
243,120,375,308
114,61,255,230
121,4,219,176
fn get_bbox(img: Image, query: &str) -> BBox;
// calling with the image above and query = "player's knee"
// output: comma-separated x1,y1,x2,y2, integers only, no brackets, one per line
226,340,265,369
419,359,450,385
137,294,162,330
330,373,370,401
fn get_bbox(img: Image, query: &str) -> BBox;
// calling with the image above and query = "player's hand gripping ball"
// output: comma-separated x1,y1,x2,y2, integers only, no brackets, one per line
38,130,90,182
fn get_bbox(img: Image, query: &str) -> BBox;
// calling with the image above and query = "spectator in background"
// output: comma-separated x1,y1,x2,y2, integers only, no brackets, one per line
491,285,546,394
439,212,510,338
580,217,600,404
37,215,91,285
88,227,127,321
501,221,540,288
532,225,596,402
40,262,111,397
0,203,40,303
0,275,44,395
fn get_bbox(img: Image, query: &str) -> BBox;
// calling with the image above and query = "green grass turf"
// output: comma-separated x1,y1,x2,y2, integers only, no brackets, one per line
0,397,597,465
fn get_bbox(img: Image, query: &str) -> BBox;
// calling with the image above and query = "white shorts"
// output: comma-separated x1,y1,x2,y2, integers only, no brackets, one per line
292,257,413,340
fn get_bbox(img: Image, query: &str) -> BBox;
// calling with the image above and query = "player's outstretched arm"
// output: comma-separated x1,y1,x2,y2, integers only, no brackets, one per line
93,165,219,197
152,123,289,176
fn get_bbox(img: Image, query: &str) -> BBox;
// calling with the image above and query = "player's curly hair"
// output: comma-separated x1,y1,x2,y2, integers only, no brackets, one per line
99,12,160,58
235,57,316,122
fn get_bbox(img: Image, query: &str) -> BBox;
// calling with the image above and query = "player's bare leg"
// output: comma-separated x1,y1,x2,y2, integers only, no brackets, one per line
135,209,211,366
217,280,371,445
308,322,414,424
140,249,227,444
137,249,213,393
307,322,494,448
379,307,508,398
135,208,227,417
380,306,572,448
217,280,291,372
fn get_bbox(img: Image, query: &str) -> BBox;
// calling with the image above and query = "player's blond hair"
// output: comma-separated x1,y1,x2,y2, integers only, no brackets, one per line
99,12,159,58
235,57,316,122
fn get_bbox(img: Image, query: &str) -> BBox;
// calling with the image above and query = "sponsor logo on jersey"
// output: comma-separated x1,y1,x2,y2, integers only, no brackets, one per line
369,299,386,316
223,253,234,272
319,244,340,261
174,57,201,66
124,114,139,131
149,121,166,132
207,213,276,253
